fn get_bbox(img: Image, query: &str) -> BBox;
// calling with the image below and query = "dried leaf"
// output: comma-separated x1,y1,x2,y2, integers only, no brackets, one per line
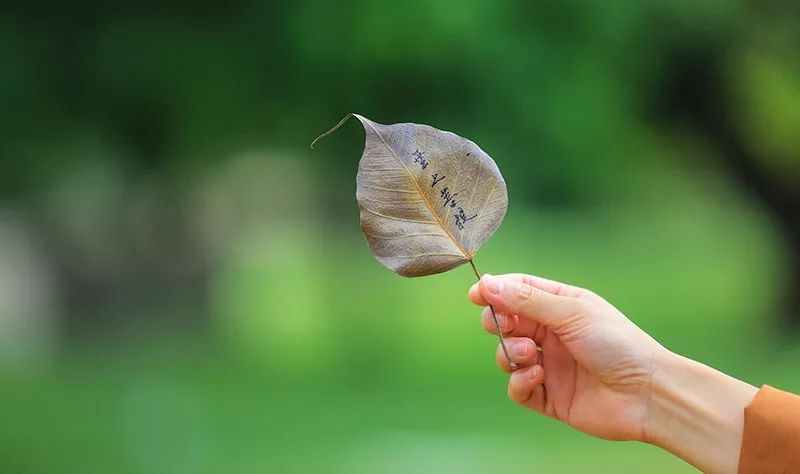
313,114,516,368
313,114,508,277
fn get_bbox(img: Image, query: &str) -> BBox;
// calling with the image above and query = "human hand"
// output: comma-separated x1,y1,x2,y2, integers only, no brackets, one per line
469,273,666,441
469,273,757,473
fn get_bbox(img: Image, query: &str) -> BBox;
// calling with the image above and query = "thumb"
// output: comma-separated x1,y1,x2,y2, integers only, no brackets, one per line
479,274,586,332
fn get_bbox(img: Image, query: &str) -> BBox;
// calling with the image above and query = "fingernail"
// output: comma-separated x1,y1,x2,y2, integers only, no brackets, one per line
513,341,531,358
496,313,507,329
532,365,542,378
482,274,503,295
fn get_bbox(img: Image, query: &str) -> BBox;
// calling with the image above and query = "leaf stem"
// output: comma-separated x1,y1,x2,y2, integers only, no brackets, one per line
468,259,517,370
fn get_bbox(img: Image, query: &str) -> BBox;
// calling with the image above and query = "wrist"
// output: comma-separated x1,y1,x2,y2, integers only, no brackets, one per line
644,350,758,473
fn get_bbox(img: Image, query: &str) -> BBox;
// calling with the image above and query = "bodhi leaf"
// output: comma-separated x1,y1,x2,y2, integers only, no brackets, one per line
312,114,517,369
312,114,508,277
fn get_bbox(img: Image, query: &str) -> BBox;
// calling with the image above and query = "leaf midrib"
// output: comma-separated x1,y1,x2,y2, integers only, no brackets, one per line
362,117,472,261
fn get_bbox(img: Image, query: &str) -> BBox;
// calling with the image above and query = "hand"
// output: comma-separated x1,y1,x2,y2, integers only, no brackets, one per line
469,273,665,441
469,273,758,473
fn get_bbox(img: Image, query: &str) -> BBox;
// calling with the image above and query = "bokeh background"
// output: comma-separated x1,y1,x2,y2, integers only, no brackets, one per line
2,1,799,473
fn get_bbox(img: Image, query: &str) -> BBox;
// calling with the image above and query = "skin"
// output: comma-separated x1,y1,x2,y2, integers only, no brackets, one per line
469,273,758,474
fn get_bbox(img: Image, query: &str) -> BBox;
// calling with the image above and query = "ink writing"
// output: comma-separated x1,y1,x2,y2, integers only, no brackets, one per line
412,149,428,169
440,187,459,209
411,148,479,231
454,207,477,230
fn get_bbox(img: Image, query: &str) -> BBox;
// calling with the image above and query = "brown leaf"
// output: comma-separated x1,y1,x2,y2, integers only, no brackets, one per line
313,114,508,277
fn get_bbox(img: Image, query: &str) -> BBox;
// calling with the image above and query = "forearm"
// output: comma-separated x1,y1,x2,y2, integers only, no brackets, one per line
644,351,758,474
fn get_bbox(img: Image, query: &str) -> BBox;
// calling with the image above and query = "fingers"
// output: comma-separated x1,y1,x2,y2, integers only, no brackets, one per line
469,273,593,306
480,307,541,338
476,274,586,331
496,337,539,373
508,364,546,410
480,309,517,335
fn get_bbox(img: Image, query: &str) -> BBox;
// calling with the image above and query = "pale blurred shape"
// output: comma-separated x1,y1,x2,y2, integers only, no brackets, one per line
44,153,130,276
201,151,331,370
0,212,57,370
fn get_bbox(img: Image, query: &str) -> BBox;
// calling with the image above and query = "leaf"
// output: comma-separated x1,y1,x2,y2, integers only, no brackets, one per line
312,114,517,368
313,114,508,277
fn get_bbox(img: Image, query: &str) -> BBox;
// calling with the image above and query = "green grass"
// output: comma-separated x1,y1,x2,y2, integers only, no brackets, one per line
0,342,692,474
2,195,797,473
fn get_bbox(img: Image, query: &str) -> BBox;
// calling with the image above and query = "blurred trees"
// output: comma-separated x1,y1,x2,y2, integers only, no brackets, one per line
646,6,800,325
0,0,797,328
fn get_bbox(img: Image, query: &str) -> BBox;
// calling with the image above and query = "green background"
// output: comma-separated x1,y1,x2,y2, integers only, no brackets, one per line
1,1,799,472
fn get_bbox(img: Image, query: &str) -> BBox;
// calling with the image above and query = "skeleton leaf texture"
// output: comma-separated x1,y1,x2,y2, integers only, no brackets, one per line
313,114,508,277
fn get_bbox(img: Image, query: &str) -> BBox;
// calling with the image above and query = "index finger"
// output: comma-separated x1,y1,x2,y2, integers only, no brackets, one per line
468,273,588,306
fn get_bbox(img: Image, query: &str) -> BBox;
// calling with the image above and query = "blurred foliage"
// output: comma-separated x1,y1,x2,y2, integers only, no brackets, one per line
0,0,798,473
